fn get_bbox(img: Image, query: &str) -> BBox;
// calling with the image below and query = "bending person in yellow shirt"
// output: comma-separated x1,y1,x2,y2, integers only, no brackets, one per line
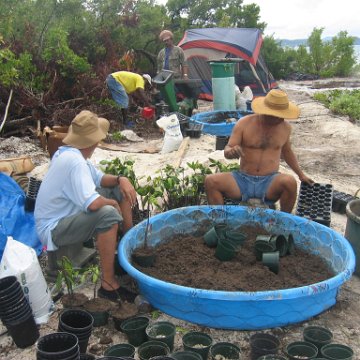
106,71,152,126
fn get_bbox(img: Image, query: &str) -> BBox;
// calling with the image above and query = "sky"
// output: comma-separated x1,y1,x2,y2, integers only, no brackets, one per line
242,0,359,39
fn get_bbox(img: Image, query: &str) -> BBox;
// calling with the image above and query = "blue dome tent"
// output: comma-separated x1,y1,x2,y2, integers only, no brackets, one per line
178,28,278,100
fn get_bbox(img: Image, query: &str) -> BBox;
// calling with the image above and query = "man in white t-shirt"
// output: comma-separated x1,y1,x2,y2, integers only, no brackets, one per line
35,110,137,302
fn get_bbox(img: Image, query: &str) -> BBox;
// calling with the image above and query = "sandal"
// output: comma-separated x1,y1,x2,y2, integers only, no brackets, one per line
98,286,137,303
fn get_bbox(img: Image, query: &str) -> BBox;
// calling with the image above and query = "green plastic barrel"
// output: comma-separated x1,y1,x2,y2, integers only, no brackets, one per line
210,62,236,111
345,199,360,276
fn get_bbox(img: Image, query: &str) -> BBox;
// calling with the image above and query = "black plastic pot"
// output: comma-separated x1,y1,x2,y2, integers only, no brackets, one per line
303,325,333,355
138,340,170,360
256,356,287,360
182,331,213,360
58,309,94,354
209,342,241,360
80,354,96,360
285,341,318,360
104,343,136,357
145,321,176,351
120,316,150,347
6,310,40,348
0,276,20,295
36,332,80,360
172,351,203,360
250,333,280,360
320,343,353,359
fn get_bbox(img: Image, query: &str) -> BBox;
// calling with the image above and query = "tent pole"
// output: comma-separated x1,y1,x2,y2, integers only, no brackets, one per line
249,64,266,94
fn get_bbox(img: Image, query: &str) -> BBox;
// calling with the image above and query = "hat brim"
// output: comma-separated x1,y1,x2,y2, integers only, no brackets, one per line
251,97,300,120
162,36,172,41
63,117,108,149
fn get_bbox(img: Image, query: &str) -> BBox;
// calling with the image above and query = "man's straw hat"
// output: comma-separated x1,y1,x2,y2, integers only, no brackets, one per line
63,110,109,149
251,89,300,119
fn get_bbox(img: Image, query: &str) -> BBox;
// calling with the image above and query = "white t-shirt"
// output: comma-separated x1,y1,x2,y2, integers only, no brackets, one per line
34,146,103,250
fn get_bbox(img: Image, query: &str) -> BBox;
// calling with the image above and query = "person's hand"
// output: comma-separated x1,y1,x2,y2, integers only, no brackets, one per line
118,177,137,208
226,144,244,159
299,174,314,185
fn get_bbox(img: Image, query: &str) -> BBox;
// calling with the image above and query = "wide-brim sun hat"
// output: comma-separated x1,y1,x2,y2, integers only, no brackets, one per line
251,89,300,119
63,110,109,149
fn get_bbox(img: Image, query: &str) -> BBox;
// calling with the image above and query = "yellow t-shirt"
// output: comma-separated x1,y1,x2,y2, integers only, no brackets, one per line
111,71,145,94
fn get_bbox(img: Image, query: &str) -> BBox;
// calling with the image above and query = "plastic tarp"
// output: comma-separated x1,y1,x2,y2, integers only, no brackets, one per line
0,172,42,261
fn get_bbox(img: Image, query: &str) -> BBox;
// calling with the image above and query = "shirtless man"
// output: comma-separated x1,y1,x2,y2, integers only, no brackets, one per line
205,89,313,213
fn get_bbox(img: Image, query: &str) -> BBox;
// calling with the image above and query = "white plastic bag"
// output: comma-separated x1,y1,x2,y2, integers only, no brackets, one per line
0,237,54,324
235,85,254,110
156,114,183,154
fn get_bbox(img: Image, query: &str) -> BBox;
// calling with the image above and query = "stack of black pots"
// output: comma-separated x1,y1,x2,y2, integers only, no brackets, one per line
58,309,94,354
37,332,80,359
25,176,42,212
0,275,39,348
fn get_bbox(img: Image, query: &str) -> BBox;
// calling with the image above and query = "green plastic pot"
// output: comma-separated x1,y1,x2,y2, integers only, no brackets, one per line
287,234,295,255
215,238,237,261
254,241,276,261
120,316,150,347
138,340,170,360
182,331,213,360
145,321,176,351
104,343,136,357
320,343,354,359
303,326,333,354
172,351,203,360
210,342,241,360
204,224,227,247
262,251,280,274
225,230,246,248
89,310,109,327
285,341,318,360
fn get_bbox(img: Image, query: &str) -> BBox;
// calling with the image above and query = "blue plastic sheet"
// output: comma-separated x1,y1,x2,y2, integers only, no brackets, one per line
0,173,42,261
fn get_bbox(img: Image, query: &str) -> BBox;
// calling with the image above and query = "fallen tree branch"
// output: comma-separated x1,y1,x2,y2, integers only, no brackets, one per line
0,89,13,133
3,116,33,128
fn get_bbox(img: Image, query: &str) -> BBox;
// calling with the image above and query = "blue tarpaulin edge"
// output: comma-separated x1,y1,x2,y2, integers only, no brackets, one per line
0,172,42,261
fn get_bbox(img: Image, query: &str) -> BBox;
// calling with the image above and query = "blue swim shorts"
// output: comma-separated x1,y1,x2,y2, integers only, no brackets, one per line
231,171,279,205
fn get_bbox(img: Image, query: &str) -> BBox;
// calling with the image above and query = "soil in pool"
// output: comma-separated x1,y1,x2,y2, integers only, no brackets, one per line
132,225,334,292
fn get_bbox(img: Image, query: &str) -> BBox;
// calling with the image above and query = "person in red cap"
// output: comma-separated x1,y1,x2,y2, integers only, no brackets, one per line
157,30,188,79
205,89,313,213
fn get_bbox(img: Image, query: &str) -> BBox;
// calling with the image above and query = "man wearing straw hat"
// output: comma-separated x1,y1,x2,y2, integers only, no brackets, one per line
35,110,137,302
205,89,313,213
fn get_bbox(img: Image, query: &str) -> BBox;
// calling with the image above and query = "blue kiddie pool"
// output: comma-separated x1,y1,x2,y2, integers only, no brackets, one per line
118,206,355,330
190,110,252,136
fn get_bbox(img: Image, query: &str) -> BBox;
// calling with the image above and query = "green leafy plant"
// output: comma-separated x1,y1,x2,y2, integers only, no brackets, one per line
55,256,84,296
83,263,101,299
314,89,360,122
100,158,137,187
111,131,126,142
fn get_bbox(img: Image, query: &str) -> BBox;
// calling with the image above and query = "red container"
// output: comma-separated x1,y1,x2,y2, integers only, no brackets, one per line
142,107,155,120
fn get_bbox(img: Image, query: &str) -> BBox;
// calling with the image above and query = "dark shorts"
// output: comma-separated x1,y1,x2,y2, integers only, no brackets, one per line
232,171,279,205
51,186,123,247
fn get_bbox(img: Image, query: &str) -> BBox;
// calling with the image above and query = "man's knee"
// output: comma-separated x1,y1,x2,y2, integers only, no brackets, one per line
204,174,217,192
96,205,122,225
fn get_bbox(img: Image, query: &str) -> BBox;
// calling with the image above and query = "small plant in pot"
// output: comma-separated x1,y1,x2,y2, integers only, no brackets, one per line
132,198,158,268
55,256,89,308
82,264,113,327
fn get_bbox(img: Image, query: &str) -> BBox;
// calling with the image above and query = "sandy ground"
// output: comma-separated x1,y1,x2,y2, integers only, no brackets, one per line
1,78,360,359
